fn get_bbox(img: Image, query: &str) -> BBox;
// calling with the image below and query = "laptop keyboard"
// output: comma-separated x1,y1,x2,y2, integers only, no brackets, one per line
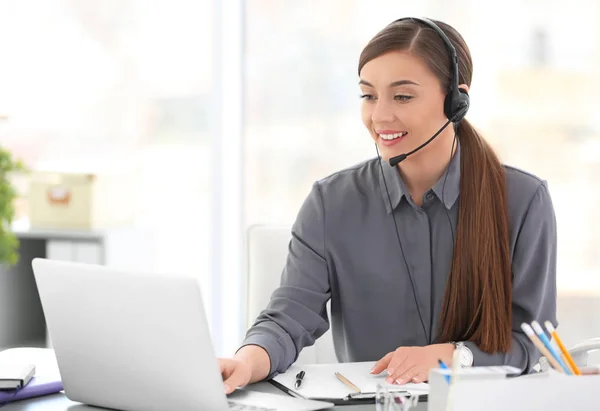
228,401,276,411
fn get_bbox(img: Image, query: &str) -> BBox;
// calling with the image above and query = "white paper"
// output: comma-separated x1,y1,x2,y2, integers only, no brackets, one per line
272,361,429,400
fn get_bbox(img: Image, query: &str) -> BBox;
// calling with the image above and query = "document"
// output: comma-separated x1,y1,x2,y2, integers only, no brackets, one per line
271,361,429,401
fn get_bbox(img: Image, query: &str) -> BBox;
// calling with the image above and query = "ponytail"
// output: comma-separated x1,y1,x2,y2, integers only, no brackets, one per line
437,119,512,353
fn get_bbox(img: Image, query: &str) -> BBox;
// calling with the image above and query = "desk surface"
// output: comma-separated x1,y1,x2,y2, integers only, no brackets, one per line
0,382,428,411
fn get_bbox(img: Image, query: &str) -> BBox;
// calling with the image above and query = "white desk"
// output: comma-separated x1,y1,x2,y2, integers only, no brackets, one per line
0,382,427,410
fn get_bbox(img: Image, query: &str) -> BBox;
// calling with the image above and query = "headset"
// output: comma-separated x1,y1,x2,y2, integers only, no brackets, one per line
397,17,470,124
376,17,468,343
388,17,470,166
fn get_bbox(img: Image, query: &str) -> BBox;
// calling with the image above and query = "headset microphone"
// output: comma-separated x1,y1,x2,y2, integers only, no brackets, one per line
388,119,453,167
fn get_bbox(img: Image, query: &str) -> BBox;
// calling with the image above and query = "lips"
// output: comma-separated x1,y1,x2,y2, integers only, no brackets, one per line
378,131,407,141
376,130,407,147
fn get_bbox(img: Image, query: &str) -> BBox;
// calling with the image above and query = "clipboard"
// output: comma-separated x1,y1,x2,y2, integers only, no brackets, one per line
269,378,428,405
269,362,430,405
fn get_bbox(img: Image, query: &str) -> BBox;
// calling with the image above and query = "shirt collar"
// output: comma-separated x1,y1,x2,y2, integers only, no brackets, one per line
431,142,461,210
379,142,461,213
378,156,409,214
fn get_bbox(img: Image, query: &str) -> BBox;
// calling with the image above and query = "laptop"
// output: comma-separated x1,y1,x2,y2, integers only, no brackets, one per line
31,258,333,411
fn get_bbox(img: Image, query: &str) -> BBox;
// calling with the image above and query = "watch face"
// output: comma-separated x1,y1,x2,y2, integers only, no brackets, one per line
459,351,469,366
459,347,473,367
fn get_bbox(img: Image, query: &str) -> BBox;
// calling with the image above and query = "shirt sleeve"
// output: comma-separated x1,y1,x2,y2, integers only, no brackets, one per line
239,182,331,378
464,181,558,372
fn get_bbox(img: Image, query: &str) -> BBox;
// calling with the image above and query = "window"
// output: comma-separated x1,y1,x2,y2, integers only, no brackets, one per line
244,0,600,349
0,0,216,326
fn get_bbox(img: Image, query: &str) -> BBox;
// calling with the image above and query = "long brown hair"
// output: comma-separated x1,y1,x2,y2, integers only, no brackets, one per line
358,19,512,353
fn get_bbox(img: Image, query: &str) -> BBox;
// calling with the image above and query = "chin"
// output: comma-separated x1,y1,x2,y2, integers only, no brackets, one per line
376,145,404,162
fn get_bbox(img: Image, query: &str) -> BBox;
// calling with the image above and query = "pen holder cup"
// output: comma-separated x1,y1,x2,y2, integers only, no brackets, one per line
428,367,600,411
427,368,506,411
427,368,509,411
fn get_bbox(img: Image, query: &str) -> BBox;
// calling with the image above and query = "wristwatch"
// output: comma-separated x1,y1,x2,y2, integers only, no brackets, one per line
452,341,474,367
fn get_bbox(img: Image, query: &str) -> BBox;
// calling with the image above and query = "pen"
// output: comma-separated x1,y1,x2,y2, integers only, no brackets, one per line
334,371,361,393
531,321,571,375
544,321,581,375
437,359,451,384
294,370,305,389
520,323,565,374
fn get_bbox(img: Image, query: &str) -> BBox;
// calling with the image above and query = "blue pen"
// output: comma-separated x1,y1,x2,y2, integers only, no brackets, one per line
437,359,451,384
531,321,571,375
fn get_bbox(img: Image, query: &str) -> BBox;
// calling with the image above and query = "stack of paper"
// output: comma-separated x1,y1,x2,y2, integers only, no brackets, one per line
271,361,429,401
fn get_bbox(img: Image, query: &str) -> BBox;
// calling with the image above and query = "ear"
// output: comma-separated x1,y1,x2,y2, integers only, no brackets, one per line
458,84,470,94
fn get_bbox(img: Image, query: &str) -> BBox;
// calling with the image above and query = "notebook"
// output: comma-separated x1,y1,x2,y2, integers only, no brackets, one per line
270,361,429,404
0,363,35,389
0,348,63,405
0,376,63,405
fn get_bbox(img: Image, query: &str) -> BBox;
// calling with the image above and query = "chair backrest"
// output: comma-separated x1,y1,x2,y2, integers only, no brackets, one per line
246,224,337,365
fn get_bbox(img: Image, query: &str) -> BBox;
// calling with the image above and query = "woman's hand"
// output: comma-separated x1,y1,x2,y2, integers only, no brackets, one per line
370,344,454,384
219,344,271,394
219,357,253,394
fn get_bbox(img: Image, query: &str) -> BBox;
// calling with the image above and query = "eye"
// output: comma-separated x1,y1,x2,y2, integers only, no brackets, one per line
359,94,375,101
394,95,413,102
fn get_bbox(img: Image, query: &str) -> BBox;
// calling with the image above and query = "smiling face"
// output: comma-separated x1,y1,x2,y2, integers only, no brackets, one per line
359,50,455,162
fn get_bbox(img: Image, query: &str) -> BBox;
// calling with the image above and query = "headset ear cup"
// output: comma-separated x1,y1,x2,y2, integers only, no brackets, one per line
454,90,470,122
445,89,470,122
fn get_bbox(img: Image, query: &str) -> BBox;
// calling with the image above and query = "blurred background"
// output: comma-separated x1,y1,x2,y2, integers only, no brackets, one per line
0,0,599,359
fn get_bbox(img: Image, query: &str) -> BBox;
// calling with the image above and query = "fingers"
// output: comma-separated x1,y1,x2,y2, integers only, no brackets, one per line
223,368,245,394
219,358,235,378
389,367,428,385
219,359,248,394
410,371,428,384
379,345,438,385
386,363,416,385
370,352,393,374
386,347,409,376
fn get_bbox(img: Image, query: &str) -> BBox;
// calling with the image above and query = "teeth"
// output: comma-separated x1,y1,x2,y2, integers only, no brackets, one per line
379,132,406,140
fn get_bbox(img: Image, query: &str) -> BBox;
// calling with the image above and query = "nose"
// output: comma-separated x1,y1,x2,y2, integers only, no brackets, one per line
371,99,396,124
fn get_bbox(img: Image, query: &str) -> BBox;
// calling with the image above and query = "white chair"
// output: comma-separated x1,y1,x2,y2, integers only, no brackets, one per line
246,224,337,365
536,337,600,372
569,338,600,367
246,224,600,371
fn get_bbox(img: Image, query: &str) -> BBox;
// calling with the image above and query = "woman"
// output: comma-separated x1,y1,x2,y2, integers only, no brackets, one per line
219,17,557,393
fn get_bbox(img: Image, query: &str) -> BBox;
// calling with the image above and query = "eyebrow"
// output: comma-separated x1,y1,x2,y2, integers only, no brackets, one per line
358,79,420,87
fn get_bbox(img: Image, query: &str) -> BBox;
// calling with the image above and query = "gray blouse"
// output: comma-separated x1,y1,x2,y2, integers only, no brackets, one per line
242,144,557,377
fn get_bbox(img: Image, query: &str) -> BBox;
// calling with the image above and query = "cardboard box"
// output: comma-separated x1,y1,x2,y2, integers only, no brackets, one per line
28,172,136,229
